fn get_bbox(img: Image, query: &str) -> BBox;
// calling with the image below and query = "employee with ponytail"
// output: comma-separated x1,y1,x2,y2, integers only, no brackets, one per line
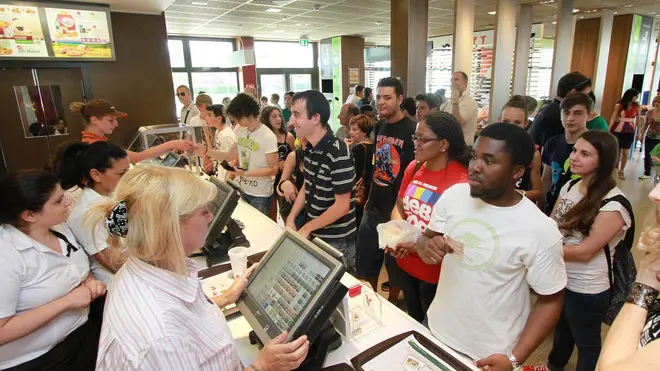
70,99,194,164
62,141,130,285
0,170,105,371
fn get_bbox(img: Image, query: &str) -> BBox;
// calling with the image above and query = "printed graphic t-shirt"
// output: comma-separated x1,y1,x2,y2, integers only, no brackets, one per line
235,124,278,197
366,117,417,217
426,183,567,360
542,134,579,213
396,161,468,283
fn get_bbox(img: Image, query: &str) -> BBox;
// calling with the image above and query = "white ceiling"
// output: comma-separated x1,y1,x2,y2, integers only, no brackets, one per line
164,0,660,44
59,0,176,14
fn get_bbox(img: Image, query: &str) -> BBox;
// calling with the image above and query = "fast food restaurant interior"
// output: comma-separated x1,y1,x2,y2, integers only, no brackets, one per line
2,0,660,370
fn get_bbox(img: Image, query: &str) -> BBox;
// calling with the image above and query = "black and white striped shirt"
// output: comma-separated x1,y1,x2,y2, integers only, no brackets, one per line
303,131,357,241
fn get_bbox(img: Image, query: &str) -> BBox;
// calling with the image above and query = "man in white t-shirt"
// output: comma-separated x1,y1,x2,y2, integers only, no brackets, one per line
198,93,278,216
416,123,567,370
177,85,200,125
441,72,479,144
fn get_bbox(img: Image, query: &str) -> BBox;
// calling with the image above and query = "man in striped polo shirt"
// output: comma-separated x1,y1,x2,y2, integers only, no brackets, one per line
286,90,357,273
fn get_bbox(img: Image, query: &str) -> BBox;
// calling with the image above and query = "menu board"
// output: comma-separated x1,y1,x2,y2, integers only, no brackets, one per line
44,7,112,59
0,4,48,57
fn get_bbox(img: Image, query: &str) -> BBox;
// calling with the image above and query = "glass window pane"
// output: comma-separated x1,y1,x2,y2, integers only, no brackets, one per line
172,72,190,119
289,74,312,92
254,41,314,68
191,72,239,108
260,74,285,105
190,40,234,68
168,40,185,68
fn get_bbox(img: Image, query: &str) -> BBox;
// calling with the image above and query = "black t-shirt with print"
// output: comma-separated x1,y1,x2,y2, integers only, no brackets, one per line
365,116,417,217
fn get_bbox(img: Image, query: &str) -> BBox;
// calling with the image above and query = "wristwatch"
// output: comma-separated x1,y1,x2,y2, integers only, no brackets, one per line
507,353,522,371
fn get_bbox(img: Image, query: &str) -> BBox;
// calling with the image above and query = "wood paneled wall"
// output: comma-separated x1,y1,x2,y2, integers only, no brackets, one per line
87,12,176,147
601,14,634,122
571,18,600,78
340,36,365,100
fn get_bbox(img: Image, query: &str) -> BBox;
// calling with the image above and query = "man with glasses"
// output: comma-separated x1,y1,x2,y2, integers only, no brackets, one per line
529,72,592,149
176,85,199,126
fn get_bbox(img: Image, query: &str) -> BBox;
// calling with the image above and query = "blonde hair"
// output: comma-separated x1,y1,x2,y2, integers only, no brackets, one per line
86,165,216,275
196,94,213,107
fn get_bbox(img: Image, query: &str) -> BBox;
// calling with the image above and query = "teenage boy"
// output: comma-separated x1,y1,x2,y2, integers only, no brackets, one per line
501,96,542,202
357,77,416,301
282,91,294,124
286,90,357,273
416,94,442,121
539,92,592,215
201,104,236,181
529,72,592,148
417,123,566,370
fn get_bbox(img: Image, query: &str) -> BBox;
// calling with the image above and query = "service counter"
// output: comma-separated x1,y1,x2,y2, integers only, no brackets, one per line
198,199,478,370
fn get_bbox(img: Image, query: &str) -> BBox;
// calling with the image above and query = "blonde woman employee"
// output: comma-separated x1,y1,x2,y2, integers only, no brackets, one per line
0,170,106,371
70,99,193,163
92,166,308,370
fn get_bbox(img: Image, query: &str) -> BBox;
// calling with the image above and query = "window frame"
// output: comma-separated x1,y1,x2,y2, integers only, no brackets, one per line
254,39,320,92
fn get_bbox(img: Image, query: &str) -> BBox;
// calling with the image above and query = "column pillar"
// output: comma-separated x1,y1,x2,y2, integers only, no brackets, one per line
549,0,576,97
642,19,659,99
236,37,257,93
489,0,517,123
652,31,660,97
390,0,428,95
592,10,614,113
453,0,475,83
512,5,533,95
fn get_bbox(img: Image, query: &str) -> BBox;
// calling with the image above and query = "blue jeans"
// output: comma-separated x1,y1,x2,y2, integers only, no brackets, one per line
241,194,271,216
548,288,611,371
325,238,357,276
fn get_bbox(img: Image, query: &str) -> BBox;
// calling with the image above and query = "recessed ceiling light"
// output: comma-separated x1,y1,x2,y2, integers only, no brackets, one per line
191,1,208,5
573,9,579,13
579,16,584,19
614,11,619,14
539,0,554,4
296,23,309,26
273,29,285,33
552,21,557,24
265,8,282,12
488,11,496,15
624,4,633,8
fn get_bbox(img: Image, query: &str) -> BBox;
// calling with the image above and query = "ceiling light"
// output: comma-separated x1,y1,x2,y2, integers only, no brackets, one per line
539,0,554,4
624,4,633,8
265,8,282,12
573,9,579,13
614,11,618,14
296,23,309,26
579,16,584,19
273,29,285,32
552,21,557,24
488,11,496,15
191,1,208,5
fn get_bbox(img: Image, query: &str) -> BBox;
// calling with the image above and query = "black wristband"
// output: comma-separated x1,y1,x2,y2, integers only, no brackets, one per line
277,179,289,194
626,282,659,311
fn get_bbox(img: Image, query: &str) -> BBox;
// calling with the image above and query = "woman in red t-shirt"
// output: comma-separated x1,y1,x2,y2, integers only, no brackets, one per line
71,99,193,164
387,111,469,323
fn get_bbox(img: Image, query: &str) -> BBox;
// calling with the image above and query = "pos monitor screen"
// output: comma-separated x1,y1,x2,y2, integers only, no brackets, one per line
237,230,345,344
205,178,241,244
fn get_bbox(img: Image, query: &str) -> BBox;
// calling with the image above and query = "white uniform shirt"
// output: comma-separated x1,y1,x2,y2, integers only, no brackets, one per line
553,182,631,294
426,183,567,360
96,257,240,371
0,224,90,369
67,187,115,285
441,94,479,145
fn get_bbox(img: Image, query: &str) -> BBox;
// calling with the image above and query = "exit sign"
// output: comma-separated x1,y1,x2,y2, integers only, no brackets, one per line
299,39,309,46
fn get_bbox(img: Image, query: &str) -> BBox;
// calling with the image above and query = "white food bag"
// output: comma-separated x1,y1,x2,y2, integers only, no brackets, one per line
376,220,422,250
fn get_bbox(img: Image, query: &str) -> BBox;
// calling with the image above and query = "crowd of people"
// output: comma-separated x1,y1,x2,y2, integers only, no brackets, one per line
1,71,660,371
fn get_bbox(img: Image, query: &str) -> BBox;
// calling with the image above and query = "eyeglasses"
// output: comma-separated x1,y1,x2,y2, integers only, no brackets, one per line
176,92,187,97
412,135,440,145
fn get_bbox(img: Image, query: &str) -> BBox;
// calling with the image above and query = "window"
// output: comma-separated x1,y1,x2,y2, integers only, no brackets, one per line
167,38,239,120
191,72,239,107
254,41,314,68
168,40,185,68
189,40,235,68
289,74,312,92
365,61,391,92
527,38,554,101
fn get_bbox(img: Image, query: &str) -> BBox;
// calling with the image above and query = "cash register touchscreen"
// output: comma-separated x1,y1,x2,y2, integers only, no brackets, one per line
237,230,345,344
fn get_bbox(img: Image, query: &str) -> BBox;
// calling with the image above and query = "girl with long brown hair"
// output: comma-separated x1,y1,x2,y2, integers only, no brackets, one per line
546,131,633,371
260,105,294,222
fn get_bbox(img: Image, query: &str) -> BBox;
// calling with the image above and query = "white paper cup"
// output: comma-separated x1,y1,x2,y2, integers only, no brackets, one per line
228,247,248,278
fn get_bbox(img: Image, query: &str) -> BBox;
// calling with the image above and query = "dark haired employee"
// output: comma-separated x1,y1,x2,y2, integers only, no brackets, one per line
70,99,194,164
0,170,106,371
62,141,130,285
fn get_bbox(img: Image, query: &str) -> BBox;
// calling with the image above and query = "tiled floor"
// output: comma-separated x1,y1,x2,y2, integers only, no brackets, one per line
377,150,656,369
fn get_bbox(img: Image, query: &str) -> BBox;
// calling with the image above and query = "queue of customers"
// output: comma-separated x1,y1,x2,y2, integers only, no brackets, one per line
1,74,660,371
